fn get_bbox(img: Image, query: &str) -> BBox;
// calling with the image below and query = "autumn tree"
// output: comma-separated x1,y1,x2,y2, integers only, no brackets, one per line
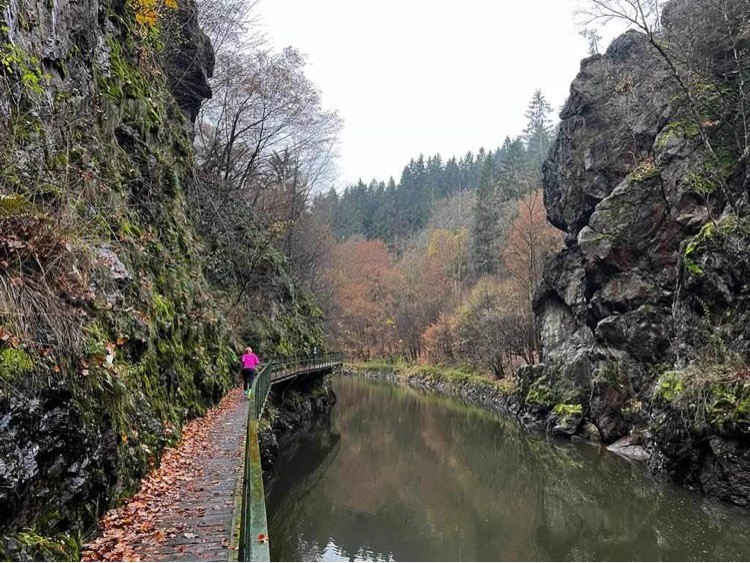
189,0,343,310
326,239,397,360
195,47,341,212
422,313,458,366
452,279,535,377
503,190,563,309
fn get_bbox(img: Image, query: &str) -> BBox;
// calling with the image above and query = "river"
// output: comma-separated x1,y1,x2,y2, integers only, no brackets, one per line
264,375,750,561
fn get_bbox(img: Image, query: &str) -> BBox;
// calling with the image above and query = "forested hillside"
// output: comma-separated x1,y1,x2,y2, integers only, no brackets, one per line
315,92,563,377
315,91,554,247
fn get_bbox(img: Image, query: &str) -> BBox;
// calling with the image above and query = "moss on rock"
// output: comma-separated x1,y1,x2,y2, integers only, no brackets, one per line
0,348,34,379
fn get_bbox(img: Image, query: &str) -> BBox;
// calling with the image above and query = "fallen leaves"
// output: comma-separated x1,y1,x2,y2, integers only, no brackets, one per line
0,326,21,347
81,389,244,562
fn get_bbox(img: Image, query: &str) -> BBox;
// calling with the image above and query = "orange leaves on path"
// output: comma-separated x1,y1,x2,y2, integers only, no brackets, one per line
81,389,244,562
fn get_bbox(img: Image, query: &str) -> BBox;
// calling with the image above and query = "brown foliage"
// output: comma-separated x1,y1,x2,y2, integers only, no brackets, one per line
325,239,396,360
81,389,244,562
502,190,563,307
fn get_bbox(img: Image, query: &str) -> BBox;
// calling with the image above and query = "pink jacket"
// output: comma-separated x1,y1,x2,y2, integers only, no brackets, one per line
241,353,259,369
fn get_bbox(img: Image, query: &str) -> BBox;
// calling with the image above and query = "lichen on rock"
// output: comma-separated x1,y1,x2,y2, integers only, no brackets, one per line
531,8,750,504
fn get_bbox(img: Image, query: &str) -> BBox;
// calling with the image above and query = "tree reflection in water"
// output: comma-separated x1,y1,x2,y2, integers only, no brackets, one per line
265,376,750,562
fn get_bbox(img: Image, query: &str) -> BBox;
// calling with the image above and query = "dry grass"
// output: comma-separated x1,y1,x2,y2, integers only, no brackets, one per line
0,213,90,361
0,275,85,357
653,358,750,431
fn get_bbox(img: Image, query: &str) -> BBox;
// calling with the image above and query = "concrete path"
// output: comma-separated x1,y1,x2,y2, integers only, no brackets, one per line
82,388,249,562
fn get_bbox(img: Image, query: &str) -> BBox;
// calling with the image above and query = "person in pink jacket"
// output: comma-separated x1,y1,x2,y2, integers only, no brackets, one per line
240,347,260,398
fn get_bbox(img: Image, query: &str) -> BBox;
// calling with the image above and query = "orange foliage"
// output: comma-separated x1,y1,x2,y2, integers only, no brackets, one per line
326,239,397,360
502,190,563,306
129,0,178,29
327,195,561,373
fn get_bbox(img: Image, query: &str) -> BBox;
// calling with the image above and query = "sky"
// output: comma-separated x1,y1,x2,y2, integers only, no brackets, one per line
257,0,621,187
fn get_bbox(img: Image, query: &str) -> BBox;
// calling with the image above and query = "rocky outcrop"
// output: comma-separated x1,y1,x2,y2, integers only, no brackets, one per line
539,31,684,391
161,3,215,121
0,0,223,558
259,375,336,470
532,12,750,504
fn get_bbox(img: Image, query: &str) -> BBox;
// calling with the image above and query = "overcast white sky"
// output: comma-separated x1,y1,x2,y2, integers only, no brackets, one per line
257,0,621,187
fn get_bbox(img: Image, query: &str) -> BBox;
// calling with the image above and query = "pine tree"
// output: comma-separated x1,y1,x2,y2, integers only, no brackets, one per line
459,151,475,190
497,136,530,200
444,157,461,196
523,90,554,169
471,151,502,276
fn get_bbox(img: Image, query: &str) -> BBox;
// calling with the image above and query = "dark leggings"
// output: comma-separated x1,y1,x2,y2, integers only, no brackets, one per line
241,368,256,391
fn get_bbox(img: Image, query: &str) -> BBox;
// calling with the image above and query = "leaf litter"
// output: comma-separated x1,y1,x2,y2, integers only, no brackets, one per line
81,389,244,561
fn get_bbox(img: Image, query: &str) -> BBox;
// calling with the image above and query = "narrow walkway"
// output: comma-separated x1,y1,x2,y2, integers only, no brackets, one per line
82,388,248,562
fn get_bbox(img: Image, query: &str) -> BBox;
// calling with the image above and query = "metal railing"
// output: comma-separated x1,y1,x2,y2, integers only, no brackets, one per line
238,362,272,562
238,352,343,562
267,352,345,385
253,363,273,421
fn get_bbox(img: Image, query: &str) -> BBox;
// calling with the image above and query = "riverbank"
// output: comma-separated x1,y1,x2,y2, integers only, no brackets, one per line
344,363,646,453
343,363,519,417
344,362,750,507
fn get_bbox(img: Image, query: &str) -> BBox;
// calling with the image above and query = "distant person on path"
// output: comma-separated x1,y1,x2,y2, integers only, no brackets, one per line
241,347,260,398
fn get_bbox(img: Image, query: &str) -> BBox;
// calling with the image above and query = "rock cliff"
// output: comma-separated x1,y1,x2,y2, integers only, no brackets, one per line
0,0,318,557
529,9,750,505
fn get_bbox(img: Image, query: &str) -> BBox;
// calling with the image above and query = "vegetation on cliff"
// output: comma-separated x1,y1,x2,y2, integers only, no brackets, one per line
529,0,750,503
0,0,336,557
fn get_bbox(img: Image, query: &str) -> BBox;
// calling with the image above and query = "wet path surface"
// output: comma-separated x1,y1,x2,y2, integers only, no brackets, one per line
265,376,750,562
83,388,248,562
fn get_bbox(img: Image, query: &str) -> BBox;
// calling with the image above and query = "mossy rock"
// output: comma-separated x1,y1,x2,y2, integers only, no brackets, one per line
0,348,34,380
553,403,583,416
0,530,79,562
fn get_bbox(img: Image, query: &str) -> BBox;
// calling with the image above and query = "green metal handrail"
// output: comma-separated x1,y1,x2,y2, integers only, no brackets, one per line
238,352,343,562
254,363,272,421
268,352,344,384
238,363,272,562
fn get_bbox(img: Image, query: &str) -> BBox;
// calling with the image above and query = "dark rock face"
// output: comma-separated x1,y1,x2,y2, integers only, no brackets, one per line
0,388,118,534
0,0,220,556
161,6,215,122
1,0,213,121
259,375,337,470
538,31,682,384
535,25,750,503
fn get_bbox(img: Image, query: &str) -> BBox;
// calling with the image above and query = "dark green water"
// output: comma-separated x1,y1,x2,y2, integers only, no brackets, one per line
265,376,750,561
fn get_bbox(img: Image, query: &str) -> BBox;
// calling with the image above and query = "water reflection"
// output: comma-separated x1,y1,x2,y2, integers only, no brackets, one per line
265,376,750,562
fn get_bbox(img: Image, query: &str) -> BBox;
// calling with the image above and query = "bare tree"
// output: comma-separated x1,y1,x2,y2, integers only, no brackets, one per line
195,47,341,212
577,0,664,34
187,0,342,308
580,27,604,54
